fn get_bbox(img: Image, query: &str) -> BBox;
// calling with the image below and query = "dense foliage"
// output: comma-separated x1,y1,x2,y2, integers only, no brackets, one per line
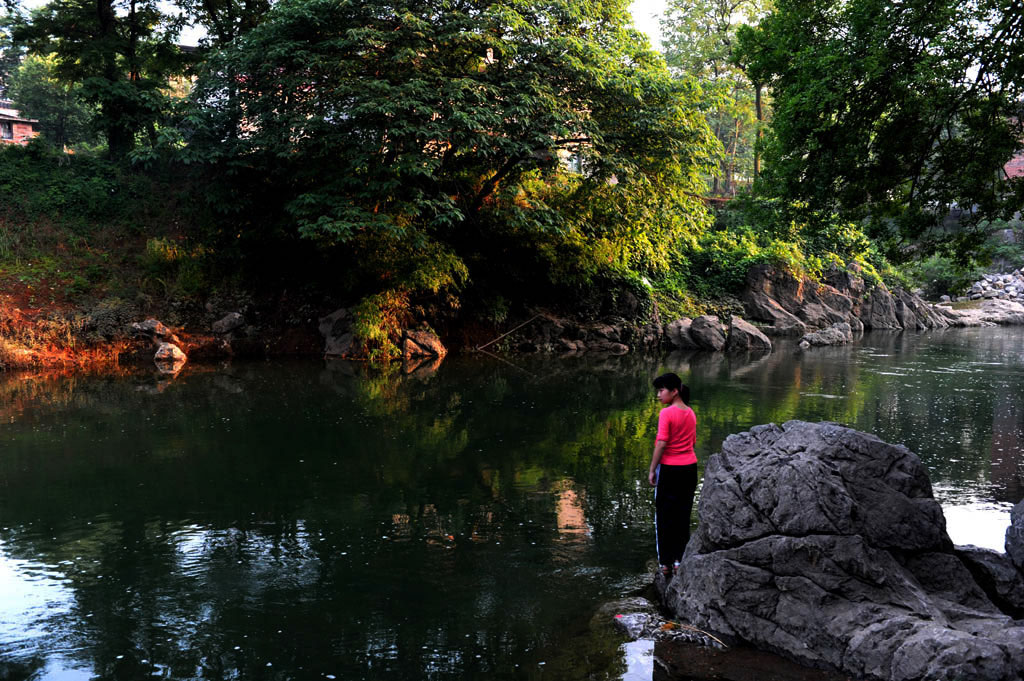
661,0,770,195
7,53,96,148
10,0,191,158
737,0,1024,261
0,28,23,97
181,0,719,355
5,0,1024,360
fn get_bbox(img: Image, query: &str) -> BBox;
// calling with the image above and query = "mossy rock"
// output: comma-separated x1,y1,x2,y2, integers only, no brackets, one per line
84,297,139,341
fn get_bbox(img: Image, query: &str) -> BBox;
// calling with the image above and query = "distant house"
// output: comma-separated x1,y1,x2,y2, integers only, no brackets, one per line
0,100,40,146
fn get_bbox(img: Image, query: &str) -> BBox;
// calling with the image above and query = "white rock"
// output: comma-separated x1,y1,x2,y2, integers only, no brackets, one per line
154,343,187,374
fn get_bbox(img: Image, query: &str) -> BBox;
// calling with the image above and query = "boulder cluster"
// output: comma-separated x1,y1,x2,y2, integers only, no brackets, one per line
130,318,187,374
96,263,1024,366
961,270,1024,302
932,298,1024,326
662,421,1024,681
488,312,774,356
743,264,951,335
491,263,985,354
120,311,249,373
664,315,772,354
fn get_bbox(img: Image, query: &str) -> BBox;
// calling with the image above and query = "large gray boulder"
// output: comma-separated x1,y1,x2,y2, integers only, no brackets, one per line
690,315,727,351
945,299,1024,327
132,318,176,341
743,290,808,336
153,342,187,374
664,318,701,350
666,421,1024,681
743,264,851,331
799,321,853,348
638,322,663,350
586,339,629,354
860,288,902,329
824,266,867,300
956,545,1024,619
212,312,245,334
319,308,356,358
724,316,772,354
895,289,950,330
741,264,947,334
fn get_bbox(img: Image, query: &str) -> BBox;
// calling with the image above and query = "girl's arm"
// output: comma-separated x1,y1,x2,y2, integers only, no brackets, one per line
648,440,667,486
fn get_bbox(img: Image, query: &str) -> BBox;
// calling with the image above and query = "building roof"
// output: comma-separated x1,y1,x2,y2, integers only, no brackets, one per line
0,110,39,125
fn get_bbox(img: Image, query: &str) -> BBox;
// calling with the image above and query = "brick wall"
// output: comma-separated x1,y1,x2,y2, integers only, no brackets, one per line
1005,151,1024,179
0,121,40,145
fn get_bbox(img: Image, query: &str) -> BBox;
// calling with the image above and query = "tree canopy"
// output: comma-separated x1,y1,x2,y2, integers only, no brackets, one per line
8,53,96,148
11,0,190,157
16,0,1020,354
0,25,24,99
191,0,715,236
661,0,770,195
183,0,718,352
738,0,1024,259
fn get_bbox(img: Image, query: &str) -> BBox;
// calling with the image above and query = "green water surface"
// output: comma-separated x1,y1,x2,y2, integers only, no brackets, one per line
1,327,1021,681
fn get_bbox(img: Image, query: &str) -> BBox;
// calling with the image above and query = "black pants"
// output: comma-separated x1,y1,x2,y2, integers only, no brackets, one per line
655,463,698,566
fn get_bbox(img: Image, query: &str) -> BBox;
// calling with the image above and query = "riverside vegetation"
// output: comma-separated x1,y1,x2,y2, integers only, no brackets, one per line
2,0,1024,367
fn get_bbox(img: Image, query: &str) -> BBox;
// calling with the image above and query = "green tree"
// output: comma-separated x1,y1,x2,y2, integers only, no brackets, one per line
661,0,770,195
187,0,718,355
8,53,95,148
0,20,24,99
177,0,270,46
12,0,190,158
738,0,1024,261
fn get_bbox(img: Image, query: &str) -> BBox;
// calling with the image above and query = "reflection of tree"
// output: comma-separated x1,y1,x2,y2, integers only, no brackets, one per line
991,397,1024,503
1,333,1022,679
0,357,668,681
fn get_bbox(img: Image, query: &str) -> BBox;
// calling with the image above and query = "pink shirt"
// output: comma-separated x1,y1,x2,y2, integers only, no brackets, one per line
657,405,696,466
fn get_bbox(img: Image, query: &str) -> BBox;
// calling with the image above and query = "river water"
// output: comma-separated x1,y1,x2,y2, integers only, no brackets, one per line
1,328,1021,681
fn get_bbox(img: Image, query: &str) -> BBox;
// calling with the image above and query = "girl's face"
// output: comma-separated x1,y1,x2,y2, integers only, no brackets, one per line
656,387,678,405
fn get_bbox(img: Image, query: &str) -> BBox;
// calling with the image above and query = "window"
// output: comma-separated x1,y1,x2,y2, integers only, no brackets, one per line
0,121,12,139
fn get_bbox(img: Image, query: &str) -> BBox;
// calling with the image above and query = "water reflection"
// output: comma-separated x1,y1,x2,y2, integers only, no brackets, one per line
0,328,1022,680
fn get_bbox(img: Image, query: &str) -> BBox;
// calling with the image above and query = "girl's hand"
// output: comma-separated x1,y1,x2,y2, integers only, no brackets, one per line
648,469,657,486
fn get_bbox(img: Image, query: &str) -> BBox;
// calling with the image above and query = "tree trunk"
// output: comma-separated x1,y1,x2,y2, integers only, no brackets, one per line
729,118,741,193
712,119,723,194
754,83,763,178
96,0,133,159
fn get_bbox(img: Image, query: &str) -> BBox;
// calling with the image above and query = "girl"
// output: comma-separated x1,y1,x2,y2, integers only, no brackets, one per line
648,372,698,578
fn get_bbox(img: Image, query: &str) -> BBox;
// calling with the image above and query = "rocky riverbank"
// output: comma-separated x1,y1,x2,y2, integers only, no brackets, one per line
740,264,1024,334
5,263,1024,372
650,421,1024,681
502,264,1024,357
960,269,1024,303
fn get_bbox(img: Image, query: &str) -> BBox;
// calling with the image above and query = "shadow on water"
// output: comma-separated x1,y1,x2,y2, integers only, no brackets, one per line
0,327,1022,680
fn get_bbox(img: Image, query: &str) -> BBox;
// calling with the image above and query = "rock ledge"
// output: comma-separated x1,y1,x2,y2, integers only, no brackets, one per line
665,420,1024,681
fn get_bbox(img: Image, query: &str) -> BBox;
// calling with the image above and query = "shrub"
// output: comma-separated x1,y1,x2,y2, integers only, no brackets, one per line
685,194,900,298
351,289,412,361
84,297,137,341
905,255,985,299
140,237,212,299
